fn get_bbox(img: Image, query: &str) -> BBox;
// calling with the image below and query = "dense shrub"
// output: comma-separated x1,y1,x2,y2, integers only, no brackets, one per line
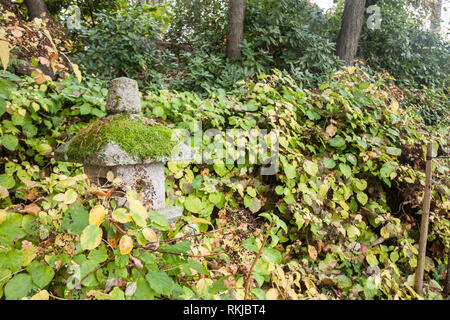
72,3,176,86
357,0,450,89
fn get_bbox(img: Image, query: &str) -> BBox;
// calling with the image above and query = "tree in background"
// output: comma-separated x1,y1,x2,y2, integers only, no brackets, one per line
24,0,51,19
336,0,366,65
226,0,246,60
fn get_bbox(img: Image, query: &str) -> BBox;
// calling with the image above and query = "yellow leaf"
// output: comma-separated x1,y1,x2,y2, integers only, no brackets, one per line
0,209,7,224
43,29,57,52
127,191,148,227
112,208,130,224
0,40,10,71
89,205,106,226
119,235,133,255
72,62,82,83
191,216,212,226
142,228,158,242
30,290,49,300
390,99,399,113
347,66,356,74
106,171,114,182
266,288,279,300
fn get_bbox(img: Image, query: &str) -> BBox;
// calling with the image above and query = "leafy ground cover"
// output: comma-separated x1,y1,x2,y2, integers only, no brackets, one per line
0,65,448,300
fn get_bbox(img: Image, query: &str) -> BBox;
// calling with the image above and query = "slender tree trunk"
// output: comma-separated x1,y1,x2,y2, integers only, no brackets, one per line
24,0,50,19
226,0,246,60
336,0,366,65
445,249,450,297
430,0,442,33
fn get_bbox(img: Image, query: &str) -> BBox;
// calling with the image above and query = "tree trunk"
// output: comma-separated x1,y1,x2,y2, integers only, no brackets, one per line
430,0,442,33
24,0,50,19
336,0,366,65
226,0,246,60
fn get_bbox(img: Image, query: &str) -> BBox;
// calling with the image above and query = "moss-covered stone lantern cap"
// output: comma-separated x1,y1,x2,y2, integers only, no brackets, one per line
54,77,193,166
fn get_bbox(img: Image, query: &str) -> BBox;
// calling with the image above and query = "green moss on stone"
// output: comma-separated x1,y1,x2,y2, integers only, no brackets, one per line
66,114,175,162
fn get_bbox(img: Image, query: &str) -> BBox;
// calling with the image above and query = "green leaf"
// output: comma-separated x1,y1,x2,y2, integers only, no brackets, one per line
282,163,296,179
303,160,318,176
323,158,336,169
390,251,399,263
346,225,360,241
31,265,55,288
263,248,282,263
380,163,396,179
366,252,378,266
134,278,155,300
0,213,25,245
88,246,108,264
356,192,368,205
184,194,201,214
60,205,89,235
146,270,176,296
0,134,19,151
337,275,352,289
148,210,169,231
339,163,352,179
330,135,346,148
352,179,367,191
0,174,15,189
80,225,103,251
80,103,92,115
386,147,402,156
4,273,33,300
242,237,259,252
112,208,129,224
248,198,262,213
0,249,24,273
0,98,6,117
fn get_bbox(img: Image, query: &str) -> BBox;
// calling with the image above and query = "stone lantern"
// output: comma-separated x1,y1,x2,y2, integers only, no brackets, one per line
55,77,192,223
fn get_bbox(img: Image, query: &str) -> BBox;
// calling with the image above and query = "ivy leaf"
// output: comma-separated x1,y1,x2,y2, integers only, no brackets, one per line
330,135,346,148
0,174,15,189
356,192,368,205
323,158,336,169
346,225,360,241
184,194,201,214
303,160,318,176
80,225,103,251
4,273,33,300
1,134,19,151
386,147,402,156
339,163,352,179
282,163,296,179
31,265,55,288
248,198,262,213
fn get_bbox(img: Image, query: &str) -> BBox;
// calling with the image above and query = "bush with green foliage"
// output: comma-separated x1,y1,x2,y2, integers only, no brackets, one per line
72,3,175,86
330,0,450,89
